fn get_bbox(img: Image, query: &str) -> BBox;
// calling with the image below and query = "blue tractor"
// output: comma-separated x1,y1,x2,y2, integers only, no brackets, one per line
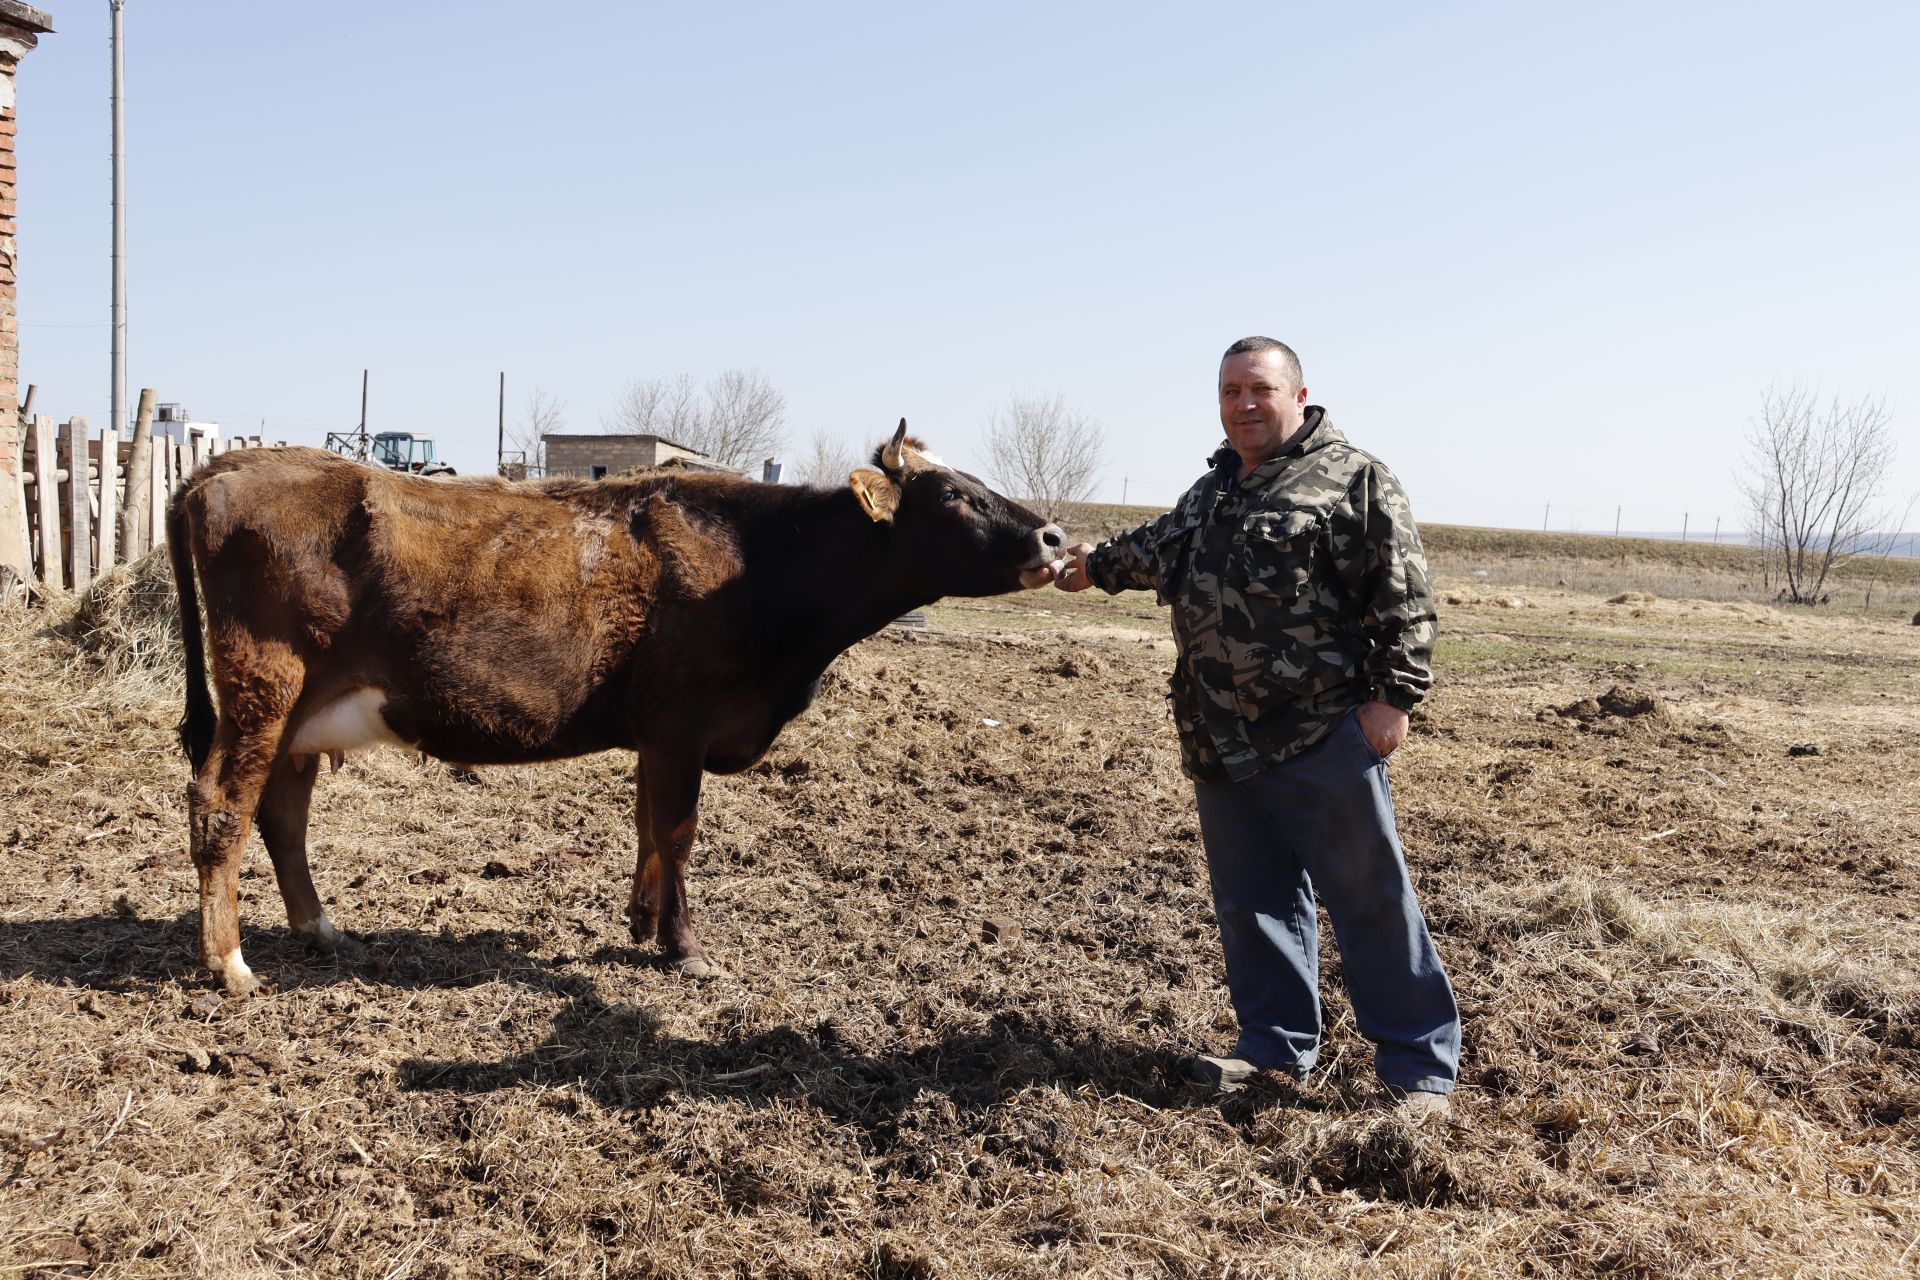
370,431,455,477
326,428,456,476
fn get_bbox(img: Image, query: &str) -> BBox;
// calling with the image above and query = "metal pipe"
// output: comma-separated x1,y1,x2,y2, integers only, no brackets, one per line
109,2,128,444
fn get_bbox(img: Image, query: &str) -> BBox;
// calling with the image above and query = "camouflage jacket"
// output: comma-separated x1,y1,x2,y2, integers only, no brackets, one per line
1085,408,1436,783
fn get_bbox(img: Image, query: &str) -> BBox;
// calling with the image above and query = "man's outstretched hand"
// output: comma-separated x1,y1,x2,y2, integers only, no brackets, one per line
1052,542,1096,593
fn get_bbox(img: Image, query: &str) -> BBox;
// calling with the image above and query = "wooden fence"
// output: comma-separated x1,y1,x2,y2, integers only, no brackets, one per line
4,411,282,596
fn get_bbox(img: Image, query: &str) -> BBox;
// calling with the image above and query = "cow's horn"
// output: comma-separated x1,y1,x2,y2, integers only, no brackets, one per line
881,419,908,473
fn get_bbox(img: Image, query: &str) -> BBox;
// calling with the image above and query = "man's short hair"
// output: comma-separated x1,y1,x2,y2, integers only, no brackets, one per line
1221,336,1303,390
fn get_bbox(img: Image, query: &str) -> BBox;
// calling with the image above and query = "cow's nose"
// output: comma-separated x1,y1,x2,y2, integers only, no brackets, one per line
1040,525,1065,551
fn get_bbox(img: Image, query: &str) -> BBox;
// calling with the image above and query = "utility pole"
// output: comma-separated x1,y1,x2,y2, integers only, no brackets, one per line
321,370,373,460
1713,516,1721,544
1681,512,1689,542
496,371,505,475
1121,476,1128,504
1614,505,1621,538
1543,502,1550,532
109,0,128,442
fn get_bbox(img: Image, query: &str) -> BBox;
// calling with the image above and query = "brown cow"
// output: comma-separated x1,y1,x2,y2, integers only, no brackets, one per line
167,422,1064,994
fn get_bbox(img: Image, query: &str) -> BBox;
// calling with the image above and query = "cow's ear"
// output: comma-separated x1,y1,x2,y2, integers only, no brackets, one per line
849,468,900,523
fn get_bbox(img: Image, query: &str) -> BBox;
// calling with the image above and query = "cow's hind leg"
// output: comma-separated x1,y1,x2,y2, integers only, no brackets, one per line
637,747,716,978
258,754,351,954
191,691,297,995
627,757,662,945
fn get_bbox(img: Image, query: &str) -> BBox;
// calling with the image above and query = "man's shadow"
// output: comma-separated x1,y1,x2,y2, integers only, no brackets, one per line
399,964,1187,1142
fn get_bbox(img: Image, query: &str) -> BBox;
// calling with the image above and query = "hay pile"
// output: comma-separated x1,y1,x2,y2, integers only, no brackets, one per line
49,548,186,703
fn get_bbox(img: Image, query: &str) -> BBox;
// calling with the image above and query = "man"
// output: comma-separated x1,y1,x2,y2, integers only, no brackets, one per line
1054,337,1458,1113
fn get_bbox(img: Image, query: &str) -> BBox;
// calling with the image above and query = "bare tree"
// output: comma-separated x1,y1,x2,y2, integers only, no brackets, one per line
601,369,787,470
1735,387,1898,604
603,373,702,443
506,387,567,477
983,392,1106,520
796,429,860,487
696,369,788,470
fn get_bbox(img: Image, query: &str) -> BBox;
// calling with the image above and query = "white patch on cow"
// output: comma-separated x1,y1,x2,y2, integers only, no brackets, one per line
288,688,410,758
220,947,256,993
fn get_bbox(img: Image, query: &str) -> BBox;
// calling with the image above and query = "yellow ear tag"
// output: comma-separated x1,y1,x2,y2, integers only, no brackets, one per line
850,468,900,523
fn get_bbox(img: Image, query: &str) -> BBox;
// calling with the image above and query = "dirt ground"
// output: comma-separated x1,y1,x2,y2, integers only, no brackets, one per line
1,552,1916,1278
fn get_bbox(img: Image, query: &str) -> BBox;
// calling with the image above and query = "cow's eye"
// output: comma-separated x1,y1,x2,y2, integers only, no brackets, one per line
941,487,963,504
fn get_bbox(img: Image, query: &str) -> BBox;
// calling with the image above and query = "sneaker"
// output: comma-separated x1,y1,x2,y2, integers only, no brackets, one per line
1183,1054,1261,1091
1390,1089,1451,1119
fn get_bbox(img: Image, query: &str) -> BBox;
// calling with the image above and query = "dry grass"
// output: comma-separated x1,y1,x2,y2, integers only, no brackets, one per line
0,551,1916,1277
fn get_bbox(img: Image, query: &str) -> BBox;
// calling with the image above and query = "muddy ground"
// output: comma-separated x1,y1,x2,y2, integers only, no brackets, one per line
1,559,1916,1278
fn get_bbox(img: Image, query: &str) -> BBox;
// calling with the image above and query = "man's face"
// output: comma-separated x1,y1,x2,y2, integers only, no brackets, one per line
1218,349,1309,467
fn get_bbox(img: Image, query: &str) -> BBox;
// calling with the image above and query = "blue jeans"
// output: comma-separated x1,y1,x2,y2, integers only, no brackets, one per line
1193,711,1459,1094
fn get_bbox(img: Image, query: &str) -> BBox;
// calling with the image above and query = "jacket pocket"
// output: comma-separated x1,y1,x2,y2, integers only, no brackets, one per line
1239,507,1323,601
1230,507,1351,719
1150,513,1203,606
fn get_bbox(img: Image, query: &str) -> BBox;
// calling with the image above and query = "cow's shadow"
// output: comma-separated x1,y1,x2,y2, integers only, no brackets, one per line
0,910,611,1000
0,912,1214,1136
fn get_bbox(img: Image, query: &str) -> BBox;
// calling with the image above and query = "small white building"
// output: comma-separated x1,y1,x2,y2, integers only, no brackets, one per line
151,402,219,446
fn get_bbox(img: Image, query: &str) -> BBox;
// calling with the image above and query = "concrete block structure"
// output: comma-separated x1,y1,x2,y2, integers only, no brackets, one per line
542,433,722,480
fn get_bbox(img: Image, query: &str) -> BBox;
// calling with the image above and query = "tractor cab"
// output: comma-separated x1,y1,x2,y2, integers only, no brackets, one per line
369,432,454,476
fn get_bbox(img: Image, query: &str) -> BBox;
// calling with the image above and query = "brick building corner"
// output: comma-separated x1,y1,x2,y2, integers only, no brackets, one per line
0,1,54,585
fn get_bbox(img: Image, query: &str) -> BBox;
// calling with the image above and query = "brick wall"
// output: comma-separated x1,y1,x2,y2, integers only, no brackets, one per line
0,4,49,430
0,104,15,427
0,3,51,585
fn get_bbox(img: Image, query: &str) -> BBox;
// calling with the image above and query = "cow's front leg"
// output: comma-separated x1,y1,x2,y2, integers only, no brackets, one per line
626,756,661,944
637,747,717,978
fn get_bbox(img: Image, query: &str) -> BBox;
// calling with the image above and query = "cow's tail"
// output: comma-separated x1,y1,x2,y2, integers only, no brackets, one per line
167,488,215,772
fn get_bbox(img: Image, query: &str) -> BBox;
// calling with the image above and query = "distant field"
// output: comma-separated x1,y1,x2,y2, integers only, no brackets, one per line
1058,503,1920,613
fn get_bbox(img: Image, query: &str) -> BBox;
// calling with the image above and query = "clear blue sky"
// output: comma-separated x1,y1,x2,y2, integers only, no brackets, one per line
15,2,1918,531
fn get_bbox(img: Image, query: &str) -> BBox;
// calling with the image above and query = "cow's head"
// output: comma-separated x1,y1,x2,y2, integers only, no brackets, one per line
849,420,1066,596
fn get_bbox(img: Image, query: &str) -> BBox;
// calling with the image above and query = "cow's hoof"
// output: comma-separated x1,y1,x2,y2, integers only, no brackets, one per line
306,931,365,958
297,917,358,956
673,955,721,980
217,952,262,997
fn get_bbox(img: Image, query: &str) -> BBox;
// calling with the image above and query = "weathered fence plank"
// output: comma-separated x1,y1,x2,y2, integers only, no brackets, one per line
64,419,92,592
96,425,118,573
32,414,58,590
120,388,155,559
1,417,27,587
148,425,167,549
